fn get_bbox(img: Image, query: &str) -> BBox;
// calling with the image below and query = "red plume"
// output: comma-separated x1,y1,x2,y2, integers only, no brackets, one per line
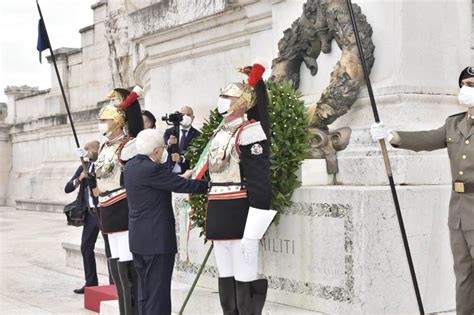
247,59,268,87
119,86,143,110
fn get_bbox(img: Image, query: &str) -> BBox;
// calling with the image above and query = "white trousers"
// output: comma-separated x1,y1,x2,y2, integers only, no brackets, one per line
108,231,133,262
213,240,258,282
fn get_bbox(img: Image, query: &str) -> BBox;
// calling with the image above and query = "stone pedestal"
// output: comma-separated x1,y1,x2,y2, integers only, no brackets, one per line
173,183,455,314
298,159,334,186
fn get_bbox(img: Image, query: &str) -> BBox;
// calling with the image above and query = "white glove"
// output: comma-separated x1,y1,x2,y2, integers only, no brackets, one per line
370,122,393,142
75,148,88,158
240,237,259,265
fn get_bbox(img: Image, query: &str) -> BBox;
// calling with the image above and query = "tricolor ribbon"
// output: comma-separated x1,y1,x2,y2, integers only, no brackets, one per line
184,120,223,263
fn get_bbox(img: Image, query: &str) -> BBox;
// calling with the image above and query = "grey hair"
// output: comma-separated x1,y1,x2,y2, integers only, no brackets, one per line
136,129,165,155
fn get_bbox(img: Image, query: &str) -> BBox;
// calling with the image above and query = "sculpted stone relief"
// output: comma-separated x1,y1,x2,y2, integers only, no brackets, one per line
270,0,375,172
104,9,132,88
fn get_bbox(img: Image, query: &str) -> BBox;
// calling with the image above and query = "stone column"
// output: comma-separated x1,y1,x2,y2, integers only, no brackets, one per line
4,86,39,125
0,103,11,206
45,48,73,116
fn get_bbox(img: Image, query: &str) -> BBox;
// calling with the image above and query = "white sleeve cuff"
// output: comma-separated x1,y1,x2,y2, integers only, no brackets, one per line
243,207,277,239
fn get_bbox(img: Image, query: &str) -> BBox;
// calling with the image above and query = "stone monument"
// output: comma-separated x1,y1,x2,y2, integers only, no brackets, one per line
1,0,472,313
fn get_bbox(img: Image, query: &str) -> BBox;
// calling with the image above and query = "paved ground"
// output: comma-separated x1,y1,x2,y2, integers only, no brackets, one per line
0,207,107,314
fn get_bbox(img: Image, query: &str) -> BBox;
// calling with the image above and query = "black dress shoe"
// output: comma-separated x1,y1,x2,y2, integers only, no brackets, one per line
73,286,85,294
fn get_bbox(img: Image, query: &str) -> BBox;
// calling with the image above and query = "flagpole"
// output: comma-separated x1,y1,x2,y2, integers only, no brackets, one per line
36,0,87,170
345,1,424,314
36,0,81,149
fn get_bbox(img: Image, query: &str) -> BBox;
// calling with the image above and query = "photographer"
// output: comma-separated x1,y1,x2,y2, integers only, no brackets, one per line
64,140,104,294
163,106,201,174
124,129,208,315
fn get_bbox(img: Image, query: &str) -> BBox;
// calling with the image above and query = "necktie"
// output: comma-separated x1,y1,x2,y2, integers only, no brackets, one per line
179,129,188,152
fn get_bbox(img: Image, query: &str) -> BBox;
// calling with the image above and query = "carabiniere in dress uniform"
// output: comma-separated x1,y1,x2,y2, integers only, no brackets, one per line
205,59,277,315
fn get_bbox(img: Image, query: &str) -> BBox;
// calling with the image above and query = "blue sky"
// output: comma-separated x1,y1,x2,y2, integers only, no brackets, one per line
0,0,95,102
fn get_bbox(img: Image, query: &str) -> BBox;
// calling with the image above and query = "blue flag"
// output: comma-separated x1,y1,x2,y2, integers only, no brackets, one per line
37,18,50,63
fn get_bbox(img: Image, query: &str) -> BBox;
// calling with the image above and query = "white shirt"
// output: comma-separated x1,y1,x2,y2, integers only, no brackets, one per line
172,126,191,173
87,163,95,208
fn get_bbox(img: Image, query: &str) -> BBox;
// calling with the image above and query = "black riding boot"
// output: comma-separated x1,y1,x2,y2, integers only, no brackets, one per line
218,277,238,315
235,279,268,315
250,279,268,314
117,260,139,315
108,258,125,314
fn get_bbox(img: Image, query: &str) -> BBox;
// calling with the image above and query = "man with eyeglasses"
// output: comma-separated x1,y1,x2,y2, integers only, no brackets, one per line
370,66,474,315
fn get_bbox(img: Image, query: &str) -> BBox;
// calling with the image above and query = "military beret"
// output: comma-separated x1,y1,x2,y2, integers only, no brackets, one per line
458,66,474,87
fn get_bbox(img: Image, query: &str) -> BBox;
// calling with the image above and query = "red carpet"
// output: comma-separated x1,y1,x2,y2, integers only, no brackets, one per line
84,285,118,313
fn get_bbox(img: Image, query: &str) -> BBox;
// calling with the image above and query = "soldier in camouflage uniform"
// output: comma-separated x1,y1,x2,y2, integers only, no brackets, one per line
370,66,474,315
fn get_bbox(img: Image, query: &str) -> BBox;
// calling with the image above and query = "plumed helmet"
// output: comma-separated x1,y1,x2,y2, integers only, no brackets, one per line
219,59,268,115
100,86,144,138
98,104,125,126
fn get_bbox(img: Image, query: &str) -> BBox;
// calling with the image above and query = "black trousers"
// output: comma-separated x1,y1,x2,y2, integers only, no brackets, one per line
102,233,114,284
132,253,175,315
81,210,100,286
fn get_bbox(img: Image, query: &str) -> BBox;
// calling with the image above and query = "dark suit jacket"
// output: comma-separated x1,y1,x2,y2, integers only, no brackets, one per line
124,154,208,255
163,126,201,173
64,163,98,210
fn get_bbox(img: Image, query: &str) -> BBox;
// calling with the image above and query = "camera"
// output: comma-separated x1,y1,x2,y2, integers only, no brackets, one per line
161,111,183,126
161,111,183,154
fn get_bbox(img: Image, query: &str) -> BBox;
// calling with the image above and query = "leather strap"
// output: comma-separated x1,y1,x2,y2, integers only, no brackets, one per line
99,186,125,197
452,182,474,193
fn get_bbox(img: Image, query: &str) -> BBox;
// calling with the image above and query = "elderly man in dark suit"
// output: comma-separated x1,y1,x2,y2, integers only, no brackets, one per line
124,128,208,315
163,106,201,174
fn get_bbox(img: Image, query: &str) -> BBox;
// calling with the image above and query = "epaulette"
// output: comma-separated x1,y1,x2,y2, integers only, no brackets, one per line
238,121,267,146
120,138,137,162
449,111,467,117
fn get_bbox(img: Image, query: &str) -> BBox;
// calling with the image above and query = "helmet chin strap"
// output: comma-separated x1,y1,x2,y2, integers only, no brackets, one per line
226,98,248,116
106,124,124,139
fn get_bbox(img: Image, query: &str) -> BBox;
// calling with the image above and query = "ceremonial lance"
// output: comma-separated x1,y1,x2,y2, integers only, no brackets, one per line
346,1,424,313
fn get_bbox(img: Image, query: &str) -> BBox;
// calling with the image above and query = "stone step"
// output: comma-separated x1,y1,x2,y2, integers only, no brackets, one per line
63,234,457,315
63,240,321,314
99,281,322,315
62,241,110,276
16,198,66,213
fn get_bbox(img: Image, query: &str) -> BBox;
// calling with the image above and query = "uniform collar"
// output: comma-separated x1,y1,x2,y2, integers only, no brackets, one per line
106,133,124,145
223,117,245,130
458,113,474,137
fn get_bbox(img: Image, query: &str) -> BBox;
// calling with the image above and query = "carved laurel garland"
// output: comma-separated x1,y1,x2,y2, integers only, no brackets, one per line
270,0,375,129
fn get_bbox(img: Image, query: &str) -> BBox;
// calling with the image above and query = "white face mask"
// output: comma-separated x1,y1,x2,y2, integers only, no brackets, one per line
181,115,193,128
98,123,108,136
160,148,169,164
458,85,474,107
217,97,232,116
